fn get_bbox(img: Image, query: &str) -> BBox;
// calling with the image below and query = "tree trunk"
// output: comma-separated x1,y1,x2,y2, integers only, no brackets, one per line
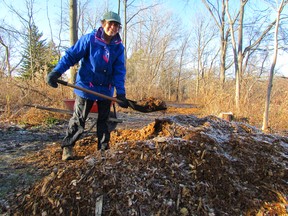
262,0,286,131
219,0,227,85
235,0,246,112
0,37,11,77
69,0,78,86
225,0,248,112
123,0,127,61
118,0,121,14
202,0,228,85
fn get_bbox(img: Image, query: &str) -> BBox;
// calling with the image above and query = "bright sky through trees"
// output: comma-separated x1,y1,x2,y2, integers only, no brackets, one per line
0,0,287,76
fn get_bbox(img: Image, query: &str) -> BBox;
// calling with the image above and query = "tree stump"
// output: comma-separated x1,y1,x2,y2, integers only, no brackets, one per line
218,112,233,122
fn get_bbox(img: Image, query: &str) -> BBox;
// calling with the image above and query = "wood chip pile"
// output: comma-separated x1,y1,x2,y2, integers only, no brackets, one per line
7,115,288,216
136,97,167,111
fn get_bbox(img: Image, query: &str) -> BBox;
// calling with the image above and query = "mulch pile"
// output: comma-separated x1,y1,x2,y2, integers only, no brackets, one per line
136,97,167,112
6,115,288,215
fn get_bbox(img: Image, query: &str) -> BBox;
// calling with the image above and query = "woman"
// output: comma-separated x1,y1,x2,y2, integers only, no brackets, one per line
47,11,128,160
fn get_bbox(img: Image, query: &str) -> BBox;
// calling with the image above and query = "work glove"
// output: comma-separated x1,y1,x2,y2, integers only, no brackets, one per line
47,71,61,88
116,94,129,108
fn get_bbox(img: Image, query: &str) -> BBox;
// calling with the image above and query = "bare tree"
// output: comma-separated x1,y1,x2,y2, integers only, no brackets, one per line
126,6,179,99
225,0,277,112
4,0,47,81
191,16,218,97
123,0,160,61
70,0,77,45
225,0,248,111
69,0,78,85
201,0,231,85
176,32,191,102
262,0,288,131
0,25,24,77
123,0,127,61
77,0,97,35
0,36,11,77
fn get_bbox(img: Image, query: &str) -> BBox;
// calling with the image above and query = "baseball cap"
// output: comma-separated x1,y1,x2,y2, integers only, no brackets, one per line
102,11,121,24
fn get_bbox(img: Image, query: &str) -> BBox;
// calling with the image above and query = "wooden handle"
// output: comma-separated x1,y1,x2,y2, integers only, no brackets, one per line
57,80,121,103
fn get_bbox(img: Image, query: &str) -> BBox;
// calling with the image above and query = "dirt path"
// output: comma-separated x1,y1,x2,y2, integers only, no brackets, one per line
0,123,66,208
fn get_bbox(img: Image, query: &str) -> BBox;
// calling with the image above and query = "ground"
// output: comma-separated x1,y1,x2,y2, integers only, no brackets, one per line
0,104,287,216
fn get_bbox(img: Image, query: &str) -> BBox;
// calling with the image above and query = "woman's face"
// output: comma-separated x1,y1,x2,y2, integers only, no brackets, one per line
102,21,120,37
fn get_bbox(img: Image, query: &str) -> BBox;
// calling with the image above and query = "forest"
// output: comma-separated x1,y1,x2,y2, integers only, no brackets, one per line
0,0,288,132
0,0,287,131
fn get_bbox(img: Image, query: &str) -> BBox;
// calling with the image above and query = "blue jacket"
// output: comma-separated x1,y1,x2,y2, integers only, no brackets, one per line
54,27,126,100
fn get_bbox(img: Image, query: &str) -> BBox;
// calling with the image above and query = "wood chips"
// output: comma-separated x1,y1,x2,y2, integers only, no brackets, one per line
5,115,288,216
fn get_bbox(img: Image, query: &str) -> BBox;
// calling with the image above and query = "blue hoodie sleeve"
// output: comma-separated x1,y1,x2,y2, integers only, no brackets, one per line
53,34,90,74
113,45,126,95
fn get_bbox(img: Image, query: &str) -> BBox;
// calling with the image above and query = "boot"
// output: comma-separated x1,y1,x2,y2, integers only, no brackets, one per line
97,141,110,151
101,142,109,151
62,146,74,161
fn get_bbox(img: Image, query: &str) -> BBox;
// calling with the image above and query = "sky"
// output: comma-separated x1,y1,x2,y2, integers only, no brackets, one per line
0,0,200,38
0,0,287,76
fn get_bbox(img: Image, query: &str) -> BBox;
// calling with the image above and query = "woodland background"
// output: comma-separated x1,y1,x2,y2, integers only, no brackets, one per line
0,0,288,132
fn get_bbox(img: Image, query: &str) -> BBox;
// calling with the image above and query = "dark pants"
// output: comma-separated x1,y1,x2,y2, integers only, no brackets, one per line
62,95,111,150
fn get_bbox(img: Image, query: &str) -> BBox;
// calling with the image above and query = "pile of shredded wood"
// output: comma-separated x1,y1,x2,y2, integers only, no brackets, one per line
6,115,288,215
136,97,167,112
